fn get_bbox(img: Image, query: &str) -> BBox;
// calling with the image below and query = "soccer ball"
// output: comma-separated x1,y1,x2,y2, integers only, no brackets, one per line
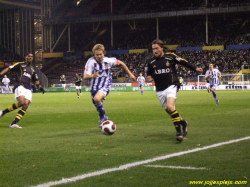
101,120,116,135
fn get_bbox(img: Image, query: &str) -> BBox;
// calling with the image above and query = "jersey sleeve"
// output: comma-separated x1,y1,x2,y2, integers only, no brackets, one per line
9,62,22,71
84,58,94,75
146,58,154,76
109,57,119,66
31,68,39,82
205,70,209,77
170,53,197,71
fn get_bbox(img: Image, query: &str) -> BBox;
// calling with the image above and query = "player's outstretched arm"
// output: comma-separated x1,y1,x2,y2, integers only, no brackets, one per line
0,67,10,76
118,60,136,81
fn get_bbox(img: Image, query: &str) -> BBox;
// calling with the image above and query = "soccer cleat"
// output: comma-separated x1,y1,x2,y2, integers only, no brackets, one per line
9,124,22,129
78,96,80,98
180,120,189,137
0,110,3,119
80,93,82,96
98,116,108,128
176,133,183,142
216,99,219,105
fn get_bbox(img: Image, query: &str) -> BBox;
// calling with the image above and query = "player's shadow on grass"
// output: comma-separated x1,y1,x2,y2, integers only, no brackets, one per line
143,132,180,143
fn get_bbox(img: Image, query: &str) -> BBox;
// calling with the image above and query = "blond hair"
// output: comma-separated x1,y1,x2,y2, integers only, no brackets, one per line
92,44,105,54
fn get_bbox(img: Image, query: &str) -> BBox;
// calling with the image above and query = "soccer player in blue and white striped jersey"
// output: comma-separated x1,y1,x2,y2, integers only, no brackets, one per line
137,73,145,95
2,75,10,95
84,44,136,127
205,64,221,105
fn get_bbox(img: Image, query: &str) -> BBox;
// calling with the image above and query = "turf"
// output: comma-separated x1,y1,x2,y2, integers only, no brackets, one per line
0,90,249,187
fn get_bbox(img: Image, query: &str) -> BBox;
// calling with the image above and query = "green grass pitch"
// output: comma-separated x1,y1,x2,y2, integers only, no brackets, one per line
1,90,249,187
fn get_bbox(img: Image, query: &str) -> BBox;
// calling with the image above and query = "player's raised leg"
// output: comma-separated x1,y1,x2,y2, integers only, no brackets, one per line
0,103,20,118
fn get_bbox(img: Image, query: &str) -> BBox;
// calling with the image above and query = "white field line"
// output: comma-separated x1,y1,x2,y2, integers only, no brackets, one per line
31,136,250,187
145,165,208,170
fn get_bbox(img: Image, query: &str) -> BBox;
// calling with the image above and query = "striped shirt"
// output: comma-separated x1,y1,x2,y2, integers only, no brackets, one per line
205,68,221,85
137,76,145,85
2,78,10,85
84,56,119,91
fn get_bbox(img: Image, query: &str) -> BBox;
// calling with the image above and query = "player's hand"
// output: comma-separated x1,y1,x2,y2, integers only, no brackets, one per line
92,72,99,78
196,67,203,73
146,76,153,82
129,74,136,81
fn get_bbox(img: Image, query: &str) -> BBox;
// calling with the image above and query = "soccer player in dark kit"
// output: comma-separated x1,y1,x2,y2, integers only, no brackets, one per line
74,73,83,98
0,53,43,128
146,39,203,142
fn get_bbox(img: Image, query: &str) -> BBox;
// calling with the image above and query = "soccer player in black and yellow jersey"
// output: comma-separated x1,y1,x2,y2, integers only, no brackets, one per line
146,39,203,142
0,53,43,128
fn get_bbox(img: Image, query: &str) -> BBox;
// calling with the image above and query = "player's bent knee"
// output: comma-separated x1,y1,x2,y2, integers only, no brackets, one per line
94,97,102,104
22,104,29,111
165,107,174,114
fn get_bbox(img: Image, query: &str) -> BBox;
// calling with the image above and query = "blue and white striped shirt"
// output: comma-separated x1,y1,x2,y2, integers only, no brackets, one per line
205,68,221,85
137,76,145,85
84,56,119,91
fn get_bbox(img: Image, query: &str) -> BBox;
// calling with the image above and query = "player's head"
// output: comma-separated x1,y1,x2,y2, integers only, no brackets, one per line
4,75,7,78
62,74,65,78
209,63,214,70
140,73,142,76
152,39,168,58
92,44,105,63
76,73,79,77
25,53,34,64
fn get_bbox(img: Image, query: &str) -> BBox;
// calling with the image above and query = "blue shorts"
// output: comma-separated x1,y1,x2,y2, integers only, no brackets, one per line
210,84,218,89
139,84,144,88
91,86,110,104
4,84,9,88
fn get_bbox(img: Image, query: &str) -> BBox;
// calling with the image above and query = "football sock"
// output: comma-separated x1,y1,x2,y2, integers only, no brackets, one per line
11,109,26,125
212,91,218,100
79,89,82,93
170,110,182,134
2,103,19,115
96,103,106,120
40,87,45,94
141,90,143,94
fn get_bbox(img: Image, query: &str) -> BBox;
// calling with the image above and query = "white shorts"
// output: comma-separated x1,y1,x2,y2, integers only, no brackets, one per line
156,85,178,109
206,83,210,88
76,86,81,89
62,84,66,88
15,85,32,102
